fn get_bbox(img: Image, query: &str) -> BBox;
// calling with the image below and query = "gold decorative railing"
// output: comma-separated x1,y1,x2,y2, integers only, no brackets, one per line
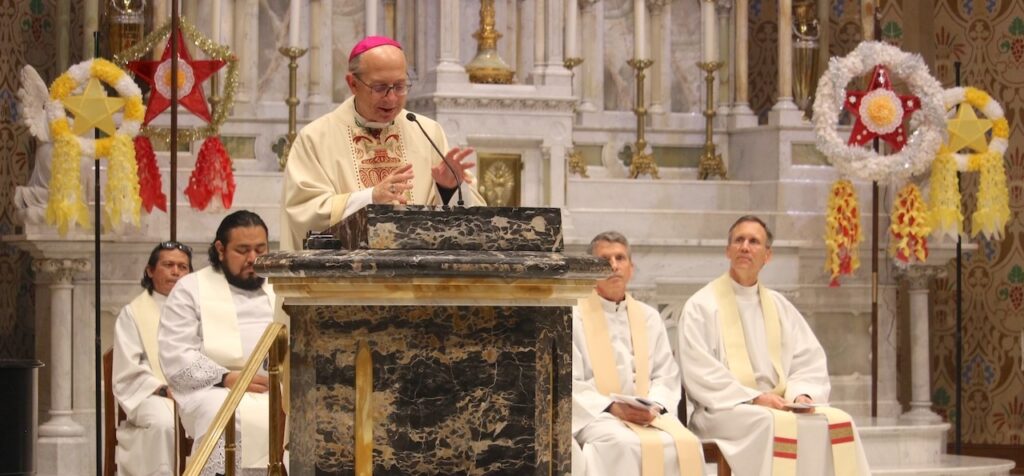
183,322,288,476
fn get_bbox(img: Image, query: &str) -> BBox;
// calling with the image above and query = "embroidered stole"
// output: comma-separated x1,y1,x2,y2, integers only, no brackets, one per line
579,291,703,476
196,267,277,467
711,273,861,476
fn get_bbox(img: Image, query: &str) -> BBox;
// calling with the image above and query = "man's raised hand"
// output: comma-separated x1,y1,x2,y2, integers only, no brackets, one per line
372,164,414,204
431,147,476,189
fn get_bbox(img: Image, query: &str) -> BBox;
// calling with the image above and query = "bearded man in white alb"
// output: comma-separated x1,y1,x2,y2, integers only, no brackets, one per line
112,241,193,475
159,210,280,475
573,231,704,476
679,215,870,476
280,36,484,250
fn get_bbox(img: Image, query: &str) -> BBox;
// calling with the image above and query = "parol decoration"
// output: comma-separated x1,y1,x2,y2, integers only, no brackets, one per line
929,87,1011,241
116,17,239,211
813,41,947,283
812,41,946,184
45,58,144,235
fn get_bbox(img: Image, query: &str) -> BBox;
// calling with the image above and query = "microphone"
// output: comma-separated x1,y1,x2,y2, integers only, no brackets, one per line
406,112,464,206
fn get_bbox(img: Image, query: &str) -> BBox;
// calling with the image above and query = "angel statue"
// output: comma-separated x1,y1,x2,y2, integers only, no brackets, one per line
14,65,93,226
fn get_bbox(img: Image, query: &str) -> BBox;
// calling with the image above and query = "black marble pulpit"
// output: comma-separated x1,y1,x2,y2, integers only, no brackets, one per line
256,205,607,476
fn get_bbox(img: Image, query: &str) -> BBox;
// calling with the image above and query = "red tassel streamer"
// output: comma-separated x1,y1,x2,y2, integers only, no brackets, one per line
185,136,236,211
133,136,167,213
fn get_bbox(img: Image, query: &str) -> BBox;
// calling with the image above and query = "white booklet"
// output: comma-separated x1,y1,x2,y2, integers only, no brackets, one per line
783,402,827,410
610,393,660,410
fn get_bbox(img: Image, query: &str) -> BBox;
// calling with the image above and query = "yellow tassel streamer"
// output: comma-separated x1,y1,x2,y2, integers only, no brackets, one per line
972,151,1011,240
927,153,963,241
824,179,863,287
45,120,90,235
890,184,931,265
104,134,143,232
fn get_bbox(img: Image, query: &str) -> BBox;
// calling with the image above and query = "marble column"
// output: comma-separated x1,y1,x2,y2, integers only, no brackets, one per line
34,258,91,476
545,0,572,87
769,0,801,125
716,1,732,118
578,0,602,112
82,0,98,59
234,0,259,109
729,0,757,128
365,0,379,36
308,0,333,106
57,0,70,71
647,0,669,117
899,267,945,423
531,0,547,83
436,0,467,82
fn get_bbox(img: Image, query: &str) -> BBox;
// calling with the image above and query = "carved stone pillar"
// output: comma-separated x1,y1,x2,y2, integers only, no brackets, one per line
308,0,333,106
729,0,757,128
769,0,801,125
365,0,379,36
437,0,467,83
716,0,732,118
33,258,91,476
233,0,259,110
898,266,945,423
578,0,602,112
647,0,669,117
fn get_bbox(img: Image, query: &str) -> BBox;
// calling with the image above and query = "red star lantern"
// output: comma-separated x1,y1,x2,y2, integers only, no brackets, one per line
844,65,921,152
127,28,225,125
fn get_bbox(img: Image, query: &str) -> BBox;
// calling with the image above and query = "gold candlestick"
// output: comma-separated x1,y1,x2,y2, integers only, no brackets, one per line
466,0,515,84
274,46,308,170
626,58,658,179
697,61,727,180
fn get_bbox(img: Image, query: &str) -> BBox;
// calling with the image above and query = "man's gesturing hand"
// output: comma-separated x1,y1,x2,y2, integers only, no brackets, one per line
431,147,476,189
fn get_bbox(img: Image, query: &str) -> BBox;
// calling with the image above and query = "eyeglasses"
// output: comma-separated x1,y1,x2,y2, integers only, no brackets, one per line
353,74,412,97
159,241,192,254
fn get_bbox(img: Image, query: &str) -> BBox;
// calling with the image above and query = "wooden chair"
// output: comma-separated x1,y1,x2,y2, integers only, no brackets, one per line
102,348,193,476
679,387,732,476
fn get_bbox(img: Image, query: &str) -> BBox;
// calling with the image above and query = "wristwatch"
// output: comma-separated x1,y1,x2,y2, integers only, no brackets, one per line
156,386,169,398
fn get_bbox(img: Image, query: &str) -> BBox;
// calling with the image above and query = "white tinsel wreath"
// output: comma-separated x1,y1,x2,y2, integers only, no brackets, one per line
812,41,946,183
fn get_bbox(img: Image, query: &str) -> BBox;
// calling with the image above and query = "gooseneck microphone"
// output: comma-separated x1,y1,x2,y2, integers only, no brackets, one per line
406,112,464,206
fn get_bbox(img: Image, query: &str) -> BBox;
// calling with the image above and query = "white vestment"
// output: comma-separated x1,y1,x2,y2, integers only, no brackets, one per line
280,96,485,250
679,277,870,476
112,291,175,476
159,267,276,476
573,294,693,476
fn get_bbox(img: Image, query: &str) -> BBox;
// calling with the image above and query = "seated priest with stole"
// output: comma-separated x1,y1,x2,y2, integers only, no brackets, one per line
678,216,870,476
159,211,282,475
280,35,485,250
112,241,193,475
573,231,705,476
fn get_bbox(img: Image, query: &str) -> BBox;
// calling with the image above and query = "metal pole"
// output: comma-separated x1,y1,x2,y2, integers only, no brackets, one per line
93,29,102,476
953,60,963,455
169,0,179,240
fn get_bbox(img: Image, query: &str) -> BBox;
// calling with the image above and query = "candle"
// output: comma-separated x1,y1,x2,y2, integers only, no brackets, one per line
212,0,222,43
289,0,300,47
702,0,717,62
565,0,579,58
633,0,646,59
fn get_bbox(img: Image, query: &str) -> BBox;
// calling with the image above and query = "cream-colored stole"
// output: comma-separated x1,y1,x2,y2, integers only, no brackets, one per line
579,291,703,476
127,292,174,413
128,292,168,384
196,266,277,467
711,273,860,476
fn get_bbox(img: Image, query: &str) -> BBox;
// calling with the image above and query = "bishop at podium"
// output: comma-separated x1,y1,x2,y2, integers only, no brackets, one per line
281,35,485,250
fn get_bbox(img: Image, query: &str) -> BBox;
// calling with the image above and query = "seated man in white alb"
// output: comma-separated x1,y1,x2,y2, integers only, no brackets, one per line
573,231,704,476
159,210,280,475
112,241,193,475
679,215,870,476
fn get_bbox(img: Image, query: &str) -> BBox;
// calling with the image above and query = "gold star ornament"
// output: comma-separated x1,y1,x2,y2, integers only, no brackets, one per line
61,78,126,136
946,104,992,154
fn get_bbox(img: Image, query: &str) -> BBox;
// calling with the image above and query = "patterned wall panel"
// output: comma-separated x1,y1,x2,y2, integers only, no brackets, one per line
928,0,1024,453
0,0,85,359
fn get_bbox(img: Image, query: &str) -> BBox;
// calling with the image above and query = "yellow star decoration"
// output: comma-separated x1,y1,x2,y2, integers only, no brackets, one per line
61,77,126,137
946,104,992,154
